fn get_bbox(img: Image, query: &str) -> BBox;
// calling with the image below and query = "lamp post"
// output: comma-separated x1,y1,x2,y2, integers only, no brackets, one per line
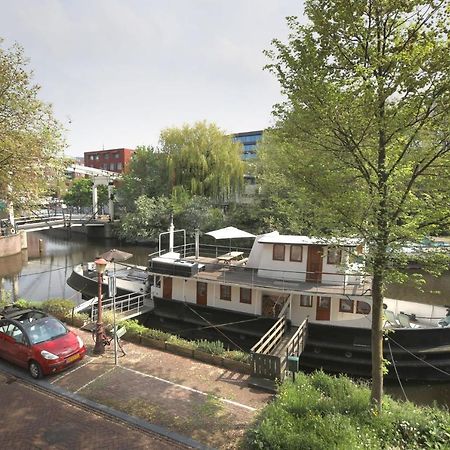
93,257,108,355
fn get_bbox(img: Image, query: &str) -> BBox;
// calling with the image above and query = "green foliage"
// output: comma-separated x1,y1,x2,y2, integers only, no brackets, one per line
121,320,250,362
195,339,225,355
40,298,76,319
246,371,450,450
172,194,225,235
223,350,250,363
12,299,37,310
117,145,170,209
263,0,450,407
116,195,171,242
0,40,66,209
64,178,107,209
160,121,244,202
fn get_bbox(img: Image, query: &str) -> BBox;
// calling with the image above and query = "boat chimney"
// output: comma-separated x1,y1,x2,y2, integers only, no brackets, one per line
195,228,200,260
169,215,174,253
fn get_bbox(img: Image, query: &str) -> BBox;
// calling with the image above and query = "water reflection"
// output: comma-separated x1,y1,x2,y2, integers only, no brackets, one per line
0,229,155,303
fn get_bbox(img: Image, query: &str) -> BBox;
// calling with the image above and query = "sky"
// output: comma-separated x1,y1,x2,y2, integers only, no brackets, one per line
0,0,304,157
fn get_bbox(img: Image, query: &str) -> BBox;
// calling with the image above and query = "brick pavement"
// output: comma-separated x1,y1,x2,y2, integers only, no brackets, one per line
0,372,191,450
0,326,272,449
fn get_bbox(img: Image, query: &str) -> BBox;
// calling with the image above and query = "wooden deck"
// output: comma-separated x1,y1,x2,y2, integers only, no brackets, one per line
183,256,370,297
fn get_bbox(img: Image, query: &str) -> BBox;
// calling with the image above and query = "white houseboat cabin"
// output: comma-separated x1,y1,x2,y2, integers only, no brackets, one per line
149,231,373,328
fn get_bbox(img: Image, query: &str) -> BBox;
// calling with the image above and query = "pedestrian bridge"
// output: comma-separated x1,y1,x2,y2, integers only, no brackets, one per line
14,213,110,233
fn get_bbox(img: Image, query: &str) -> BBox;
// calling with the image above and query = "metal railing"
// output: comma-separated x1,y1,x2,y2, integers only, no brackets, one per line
77,292,149,322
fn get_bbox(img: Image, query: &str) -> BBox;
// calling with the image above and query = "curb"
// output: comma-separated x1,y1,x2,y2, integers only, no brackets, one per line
0,361,213,450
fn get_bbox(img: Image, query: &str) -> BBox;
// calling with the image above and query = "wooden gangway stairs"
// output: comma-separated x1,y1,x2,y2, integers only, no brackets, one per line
73,291,154,323
250,315,309,381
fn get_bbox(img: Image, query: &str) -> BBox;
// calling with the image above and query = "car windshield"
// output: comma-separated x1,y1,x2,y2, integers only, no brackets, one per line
23,317,68,344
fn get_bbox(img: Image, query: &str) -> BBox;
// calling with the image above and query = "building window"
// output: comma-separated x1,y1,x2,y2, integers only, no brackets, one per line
327,248,342,264
300,295,312,307
290,245,303,262
356,301,371,315
339,298,354,313
117,162,123,170
240,288,252,304
273,244,285,261
89,155,94,160
110,163,115,171
115,153,120,159
220,285,231,301
104,154,109,159
95,155,99,160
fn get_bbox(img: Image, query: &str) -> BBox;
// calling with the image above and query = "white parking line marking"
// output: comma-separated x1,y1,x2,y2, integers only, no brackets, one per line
74,367,116,394
50,357,94,384
120,365,256,412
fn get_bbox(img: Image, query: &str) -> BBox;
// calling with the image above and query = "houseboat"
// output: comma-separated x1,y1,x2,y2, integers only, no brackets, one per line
146,229,450,382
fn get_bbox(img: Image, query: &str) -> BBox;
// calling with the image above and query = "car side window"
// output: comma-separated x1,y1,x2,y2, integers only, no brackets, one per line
11,325,25,343
0,322,15,336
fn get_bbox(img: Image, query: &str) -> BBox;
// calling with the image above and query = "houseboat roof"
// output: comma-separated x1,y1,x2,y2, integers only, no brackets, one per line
257,233,362,247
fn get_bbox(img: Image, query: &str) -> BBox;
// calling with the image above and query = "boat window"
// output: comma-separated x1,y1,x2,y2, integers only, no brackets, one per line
327,248,342,264
240,288,252,304
290,245,303,262
300,295,313,307
339,298,354,313
356,301,371,315
273,244,285,261
220,285,231,301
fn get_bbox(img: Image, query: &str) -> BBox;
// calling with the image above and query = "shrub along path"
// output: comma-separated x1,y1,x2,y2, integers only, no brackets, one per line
51,327,273,449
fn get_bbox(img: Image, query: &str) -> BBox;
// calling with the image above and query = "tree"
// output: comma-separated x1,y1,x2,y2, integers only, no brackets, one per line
117,195,172,242
117,145,169,209
0,40,65,210
64,178,107,211
264,1,450,411
160,121,244,203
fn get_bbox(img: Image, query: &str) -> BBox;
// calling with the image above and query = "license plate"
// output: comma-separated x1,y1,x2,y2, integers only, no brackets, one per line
66,353,80,364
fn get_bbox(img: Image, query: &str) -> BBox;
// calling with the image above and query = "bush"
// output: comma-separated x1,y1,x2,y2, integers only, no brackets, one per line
41,298,76,319
245,371,450,450
195,339,225,355
223,350,250,363
13,299,38,310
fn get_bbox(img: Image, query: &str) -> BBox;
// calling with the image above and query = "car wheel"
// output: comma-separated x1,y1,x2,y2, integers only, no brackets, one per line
29,360,43,379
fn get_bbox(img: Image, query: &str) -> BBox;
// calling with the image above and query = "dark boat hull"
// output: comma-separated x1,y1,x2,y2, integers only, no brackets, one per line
300,323,450,382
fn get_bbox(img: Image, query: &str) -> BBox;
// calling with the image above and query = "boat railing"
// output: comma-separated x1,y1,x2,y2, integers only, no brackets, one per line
251,316,287,355
88,292,149,322
148,243,253,260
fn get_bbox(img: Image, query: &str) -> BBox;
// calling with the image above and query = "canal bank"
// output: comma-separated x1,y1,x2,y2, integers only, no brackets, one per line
0,228,449,408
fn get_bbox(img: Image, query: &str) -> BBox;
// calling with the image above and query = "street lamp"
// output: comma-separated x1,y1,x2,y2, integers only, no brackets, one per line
93,257,108,355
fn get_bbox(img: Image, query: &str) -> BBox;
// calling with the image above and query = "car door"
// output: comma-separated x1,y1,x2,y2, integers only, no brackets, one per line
0,320,15,361
0,320,30,368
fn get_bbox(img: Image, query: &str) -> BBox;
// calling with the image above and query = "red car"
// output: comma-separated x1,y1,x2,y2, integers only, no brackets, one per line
0,308,86,379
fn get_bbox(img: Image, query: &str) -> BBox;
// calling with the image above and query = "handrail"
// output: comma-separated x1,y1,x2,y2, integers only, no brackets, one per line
285,318,309,357
278,294,291,319
251,316,286,354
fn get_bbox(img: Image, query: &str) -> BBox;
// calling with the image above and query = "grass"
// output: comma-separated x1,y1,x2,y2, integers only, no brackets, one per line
245,371,450,450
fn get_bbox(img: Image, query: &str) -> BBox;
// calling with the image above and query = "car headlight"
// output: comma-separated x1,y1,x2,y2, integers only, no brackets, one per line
76,335,84,348
41,350,59,360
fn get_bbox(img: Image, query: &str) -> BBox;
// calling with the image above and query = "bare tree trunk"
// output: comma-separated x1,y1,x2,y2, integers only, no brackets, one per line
371,268,384,412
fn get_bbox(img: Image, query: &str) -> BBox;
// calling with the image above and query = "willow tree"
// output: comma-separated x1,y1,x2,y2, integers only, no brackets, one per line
0,41,65,211
264,1,450,410
159,122,244,203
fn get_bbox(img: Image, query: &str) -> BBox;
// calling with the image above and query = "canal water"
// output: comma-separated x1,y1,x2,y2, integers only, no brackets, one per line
0,229,449,407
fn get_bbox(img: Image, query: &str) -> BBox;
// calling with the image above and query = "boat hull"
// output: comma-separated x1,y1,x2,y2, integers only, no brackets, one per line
300,322,450,382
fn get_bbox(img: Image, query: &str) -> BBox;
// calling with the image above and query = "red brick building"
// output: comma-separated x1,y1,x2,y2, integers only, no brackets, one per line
84,148,135,173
